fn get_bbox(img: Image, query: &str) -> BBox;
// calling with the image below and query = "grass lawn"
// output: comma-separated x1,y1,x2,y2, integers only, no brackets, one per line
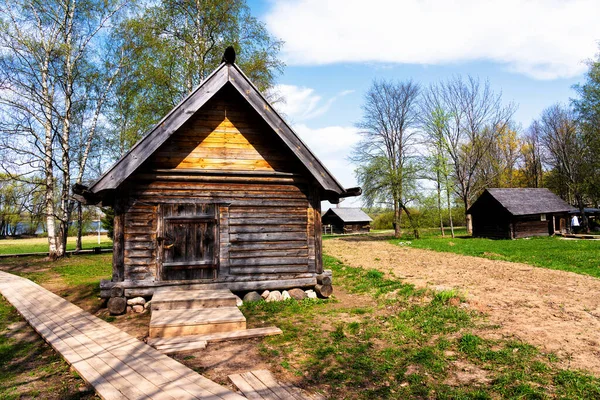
1,242,600,398
389,228,600,279
242,255,600,399
0,235,113,255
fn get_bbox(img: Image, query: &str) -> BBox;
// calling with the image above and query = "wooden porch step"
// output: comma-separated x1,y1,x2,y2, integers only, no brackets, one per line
149,307,246,338
228,369,325,400
148,326,283,348
154,340,208,355
151,289,237,311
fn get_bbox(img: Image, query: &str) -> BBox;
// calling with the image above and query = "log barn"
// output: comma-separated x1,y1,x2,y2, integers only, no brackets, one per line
321,208,372,234
77,53,360,299
468,188,577,239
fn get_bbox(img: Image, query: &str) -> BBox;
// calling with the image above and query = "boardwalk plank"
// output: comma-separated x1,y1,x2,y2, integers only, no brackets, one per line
0,271,245,400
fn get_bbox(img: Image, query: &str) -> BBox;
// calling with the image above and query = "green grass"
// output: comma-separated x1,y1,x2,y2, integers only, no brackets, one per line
0,235,113,255
240,254,600,399
389,229,600,278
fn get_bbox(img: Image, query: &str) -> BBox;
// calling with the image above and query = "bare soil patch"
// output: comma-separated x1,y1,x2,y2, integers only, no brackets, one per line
325,236,600,375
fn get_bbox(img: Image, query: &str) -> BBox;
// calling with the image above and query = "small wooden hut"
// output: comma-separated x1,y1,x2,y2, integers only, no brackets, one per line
321,208,372,234
468,188,577,239
76,50,360,299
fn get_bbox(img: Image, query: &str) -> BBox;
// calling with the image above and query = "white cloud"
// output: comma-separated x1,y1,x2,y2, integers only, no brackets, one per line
265,0,600,79
270,84,363,206
293,123,360,186
270,84,354,122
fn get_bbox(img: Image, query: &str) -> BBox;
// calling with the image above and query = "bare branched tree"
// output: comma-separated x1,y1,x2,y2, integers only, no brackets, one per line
538,104,591,231
352,79,421,238
433,76,515,233
522,121,544,188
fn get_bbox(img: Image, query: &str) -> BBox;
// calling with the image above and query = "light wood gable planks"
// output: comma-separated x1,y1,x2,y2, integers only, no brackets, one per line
148,86,299,173
87,62,350,199
227,64,345,195
90,63,229,194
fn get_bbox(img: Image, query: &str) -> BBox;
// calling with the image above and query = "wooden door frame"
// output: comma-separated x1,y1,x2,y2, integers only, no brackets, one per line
156,203,221,282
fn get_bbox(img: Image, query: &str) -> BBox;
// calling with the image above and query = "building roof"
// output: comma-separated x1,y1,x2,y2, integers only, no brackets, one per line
471,188,577,216
81,57,360,204
569,207,600,214
324,208,373,223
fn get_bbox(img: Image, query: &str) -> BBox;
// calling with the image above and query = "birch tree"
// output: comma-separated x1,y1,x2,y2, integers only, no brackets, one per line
0,0,126,258
420,86,455,238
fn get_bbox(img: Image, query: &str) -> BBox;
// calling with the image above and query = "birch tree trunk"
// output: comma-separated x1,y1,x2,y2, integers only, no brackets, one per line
41,56,60,259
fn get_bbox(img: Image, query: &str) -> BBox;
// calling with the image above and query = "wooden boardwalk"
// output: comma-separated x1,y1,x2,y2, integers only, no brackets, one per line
0,271,245,400
228,370,325,400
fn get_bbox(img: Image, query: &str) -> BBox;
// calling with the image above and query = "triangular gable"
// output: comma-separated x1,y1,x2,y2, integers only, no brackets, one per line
89,62,354,200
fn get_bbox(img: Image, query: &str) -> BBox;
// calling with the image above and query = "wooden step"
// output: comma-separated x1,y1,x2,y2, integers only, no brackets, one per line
149,307,246,338
151,289,238,311
155,340,208,355
148,326,283,348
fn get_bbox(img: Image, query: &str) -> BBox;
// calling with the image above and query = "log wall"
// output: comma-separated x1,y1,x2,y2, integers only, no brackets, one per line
111,83,323,290
512,215,552,239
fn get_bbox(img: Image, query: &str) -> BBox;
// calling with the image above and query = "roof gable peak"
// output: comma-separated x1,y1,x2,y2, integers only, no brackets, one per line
85,61,359,203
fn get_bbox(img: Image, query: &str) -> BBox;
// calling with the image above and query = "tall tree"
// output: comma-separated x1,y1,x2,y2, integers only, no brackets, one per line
432,76,515,234
572,51,600,205
476,123,522,189
111,0,284,153
521,121,544,188
538,104,591,231
0,0,126,258
419,88,455,238
353,79,421,238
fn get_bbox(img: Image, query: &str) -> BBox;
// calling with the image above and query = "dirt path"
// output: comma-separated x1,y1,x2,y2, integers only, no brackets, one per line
325,237,600,375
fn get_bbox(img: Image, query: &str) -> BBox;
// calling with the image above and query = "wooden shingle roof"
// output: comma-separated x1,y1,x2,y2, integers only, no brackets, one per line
81,60,360,203
323,208,373,223
470,188,577,216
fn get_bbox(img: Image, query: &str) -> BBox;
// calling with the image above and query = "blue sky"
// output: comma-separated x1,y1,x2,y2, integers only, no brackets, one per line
247,0,600,209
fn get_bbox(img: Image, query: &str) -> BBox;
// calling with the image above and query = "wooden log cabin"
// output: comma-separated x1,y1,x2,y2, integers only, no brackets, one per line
76,51,360,299
321,208,372,234
468,188,577,239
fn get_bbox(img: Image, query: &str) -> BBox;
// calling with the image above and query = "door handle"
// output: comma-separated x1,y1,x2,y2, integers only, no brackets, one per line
164,243,174,249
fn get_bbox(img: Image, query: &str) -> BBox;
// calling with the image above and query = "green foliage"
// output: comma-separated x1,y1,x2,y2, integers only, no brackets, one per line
101,207,115,239
110,0,284,153
370,210,395,230
572,51,600,205
370,206,465,231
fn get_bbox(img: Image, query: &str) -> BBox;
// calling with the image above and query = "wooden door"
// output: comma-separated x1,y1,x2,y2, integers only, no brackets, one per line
159,204,218,281
559,217,566,233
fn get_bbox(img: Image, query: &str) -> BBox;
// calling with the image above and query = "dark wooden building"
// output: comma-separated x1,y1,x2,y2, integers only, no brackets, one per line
321,208,372,234
77,55,360,299
468,188,577,239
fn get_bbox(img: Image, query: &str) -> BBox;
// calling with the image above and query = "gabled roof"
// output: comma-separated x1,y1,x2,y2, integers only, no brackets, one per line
85,61,359,202
323,208,373,223
470,188,577,216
